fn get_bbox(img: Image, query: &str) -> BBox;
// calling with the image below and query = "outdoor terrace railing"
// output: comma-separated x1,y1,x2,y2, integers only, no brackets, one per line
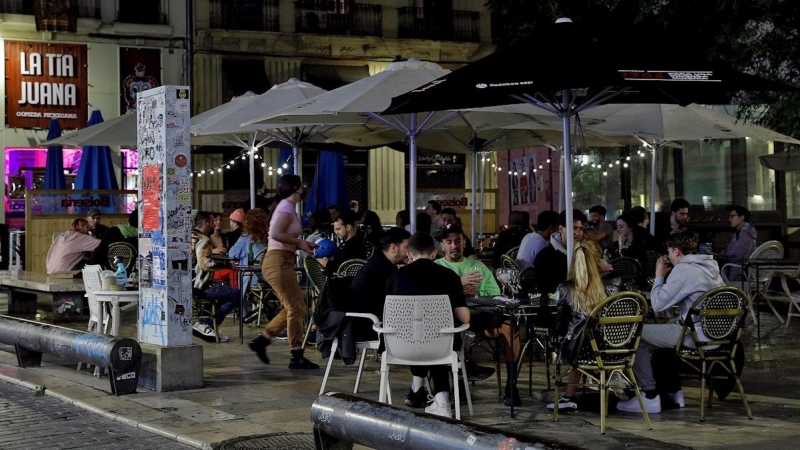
0,0,99,19
210,0,280,32
295,0,382,37
116,0,168,25
397,6,480,43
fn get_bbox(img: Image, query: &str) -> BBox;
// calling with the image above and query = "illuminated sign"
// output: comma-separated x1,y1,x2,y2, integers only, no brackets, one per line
5,40,88,129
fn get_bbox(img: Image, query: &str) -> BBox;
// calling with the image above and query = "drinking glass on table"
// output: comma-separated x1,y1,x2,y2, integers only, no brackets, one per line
469,266,483,299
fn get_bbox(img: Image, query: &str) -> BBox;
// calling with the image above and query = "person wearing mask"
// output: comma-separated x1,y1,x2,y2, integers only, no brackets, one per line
225,208,245,250
46,218,101,274
249,175,320,369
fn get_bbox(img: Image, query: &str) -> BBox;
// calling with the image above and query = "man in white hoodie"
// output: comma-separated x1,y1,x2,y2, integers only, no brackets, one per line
617,230,723,414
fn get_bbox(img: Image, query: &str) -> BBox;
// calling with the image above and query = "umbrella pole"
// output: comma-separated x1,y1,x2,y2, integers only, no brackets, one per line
409,114,417,233
479,152,485,239
650,145,658,235
562,91,574,269
249,139,257,210
293,143,301,217
471,144,478,244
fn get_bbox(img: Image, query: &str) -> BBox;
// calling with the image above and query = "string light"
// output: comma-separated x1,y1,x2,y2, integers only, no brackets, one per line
191,150,293,177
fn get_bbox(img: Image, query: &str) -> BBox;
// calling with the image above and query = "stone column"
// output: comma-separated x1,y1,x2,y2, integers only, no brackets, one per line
135,86,202,391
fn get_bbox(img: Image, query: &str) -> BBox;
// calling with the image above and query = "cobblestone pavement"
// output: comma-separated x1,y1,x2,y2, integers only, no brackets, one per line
0,380,193,450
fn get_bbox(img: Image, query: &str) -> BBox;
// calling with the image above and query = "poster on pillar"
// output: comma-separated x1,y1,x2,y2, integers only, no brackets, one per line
136,86,193,347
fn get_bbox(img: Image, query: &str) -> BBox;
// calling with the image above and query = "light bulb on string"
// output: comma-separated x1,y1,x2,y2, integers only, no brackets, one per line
615,160,620,165
197,173,202,177
626,156,631,161
508,170,512,175
217,168,222,173
226,165,231,169
522,171,527,176
538,164,543,169
533,168,537,173
230,160,235,165
189,173,193,177
608,163,613,168
282,163,288,169
546,158,551,163
623,163,629,168
603,171,607,176
261,163,266,167
277,168,283,175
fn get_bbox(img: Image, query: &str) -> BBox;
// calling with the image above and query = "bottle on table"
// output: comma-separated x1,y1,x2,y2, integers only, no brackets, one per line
114,256,128,289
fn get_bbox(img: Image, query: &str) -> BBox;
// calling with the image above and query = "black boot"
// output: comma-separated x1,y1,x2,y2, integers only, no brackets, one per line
504,362,521,407
289,349,320,370
248,334,271,365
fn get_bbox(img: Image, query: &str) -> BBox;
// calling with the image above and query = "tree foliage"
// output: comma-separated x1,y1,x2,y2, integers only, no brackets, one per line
484,0,800,138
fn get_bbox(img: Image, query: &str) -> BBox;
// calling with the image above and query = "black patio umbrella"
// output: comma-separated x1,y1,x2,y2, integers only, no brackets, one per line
386,18,797,264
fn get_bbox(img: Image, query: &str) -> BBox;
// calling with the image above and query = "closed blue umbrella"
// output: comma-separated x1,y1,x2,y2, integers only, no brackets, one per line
42,119,66,189
304,151,348,223
74,110,119,190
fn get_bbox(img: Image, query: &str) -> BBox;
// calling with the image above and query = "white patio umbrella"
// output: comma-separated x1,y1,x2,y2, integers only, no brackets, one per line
577,103,800,233
242,59,572,233
40,112,230,148
192,78,383,211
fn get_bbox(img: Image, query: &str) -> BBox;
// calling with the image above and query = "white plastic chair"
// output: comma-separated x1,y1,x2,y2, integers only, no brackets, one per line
319,313,380,396
77,265,109,373
373,295,472,420
780,273,800,333
721,240,784,323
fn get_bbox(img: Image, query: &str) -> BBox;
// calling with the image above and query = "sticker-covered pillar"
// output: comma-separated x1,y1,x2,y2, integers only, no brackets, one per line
135,86,202,391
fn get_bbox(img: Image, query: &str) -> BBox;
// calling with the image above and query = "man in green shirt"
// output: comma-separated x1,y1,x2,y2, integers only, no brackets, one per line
435,224,523,406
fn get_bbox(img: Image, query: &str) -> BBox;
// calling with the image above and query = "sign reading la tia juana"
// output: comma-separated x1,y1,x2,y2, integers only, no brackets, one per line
4,41,88,129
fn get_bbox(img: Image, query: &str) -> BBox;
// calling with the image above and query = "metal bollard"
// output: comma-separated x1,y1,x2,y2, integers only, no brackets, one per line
0,315,141,395
311,393,582,450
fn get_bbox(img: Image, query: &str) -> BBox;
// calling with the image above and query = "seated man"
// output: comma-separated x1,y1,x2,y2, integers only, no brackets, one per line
517,210,559,269
86,208,110,240
46,218,101,274
617,231,724,414
350,227,411,340
724,205,757,281
191,211,240,343
534,209,590,295
385,232,470,418
90,209,138,269
319,214,367,276
436,224,524,407
492,211,531,271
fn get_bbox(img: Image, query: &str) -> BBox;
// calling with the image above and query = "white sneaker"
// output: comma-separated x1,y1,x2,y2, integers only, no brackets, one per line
617,394,661,414
217,332,230,343
424,400,453,418
192,322,217,339
665,390,685,407
547,394,578,410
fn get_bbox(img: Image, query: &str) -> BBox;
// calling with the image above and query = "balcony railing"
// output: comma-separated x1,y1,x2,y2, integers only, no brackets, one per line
116,0,168,25
210,0,279,32
0,0,99,19
295,1,382,37
397,6,480,43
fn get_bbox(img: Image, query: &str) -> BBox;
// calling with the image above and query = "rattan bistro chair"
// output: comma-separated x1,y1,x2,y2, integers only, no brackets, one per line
107,241,137,272
335,258,367,278
676,286,752,422
552,291,650,434
302,255,329,348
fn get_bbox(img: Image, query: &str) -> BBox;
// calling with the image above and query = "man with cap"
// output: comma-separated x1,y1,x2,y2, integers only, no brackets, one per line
517,210,560,269
91,209,139,268
435,224,524,407
86,208,109,240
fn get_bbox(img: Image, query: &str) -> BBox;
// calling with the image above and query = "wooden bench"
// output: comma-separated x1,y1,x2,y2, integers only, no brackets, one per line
0,270,87,323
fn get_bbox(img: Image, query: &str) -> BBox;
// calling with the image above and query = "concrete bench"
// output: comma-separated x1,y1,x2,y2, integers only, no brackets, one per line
0,270,87,323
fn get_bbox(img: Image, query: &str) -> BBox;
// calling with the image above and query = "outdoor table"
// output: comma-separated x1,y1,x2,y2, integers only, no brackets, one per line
740,259,800,342
93,290,140,337
466,295,556,418
237,265,263,345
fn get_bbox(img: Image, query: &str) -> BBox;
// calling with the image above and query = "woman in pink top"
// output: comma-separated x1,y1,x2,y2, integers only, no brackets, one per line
249,174,319,369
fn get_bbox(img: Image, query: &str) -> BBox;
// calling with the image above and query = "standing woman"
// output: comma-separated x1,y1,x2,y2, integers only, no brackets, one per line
249,175,319,369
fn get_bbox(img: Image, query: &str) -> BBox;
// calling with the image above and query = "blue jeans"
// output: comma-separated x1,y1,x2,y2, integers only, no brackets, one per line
205,284,240,326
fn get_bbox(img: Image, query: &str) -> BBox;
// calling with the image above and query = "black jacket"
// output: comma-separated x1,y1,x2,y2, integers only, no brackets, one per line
315,276,358,364
350,252,398,340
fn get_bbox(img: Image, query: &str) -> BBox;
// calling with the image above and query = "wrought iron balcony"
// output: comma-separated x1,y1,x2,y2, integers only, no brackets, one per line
210,0,279,32
0,0,99,19
397,6,480,43
295,0,382,37
116,0,169,25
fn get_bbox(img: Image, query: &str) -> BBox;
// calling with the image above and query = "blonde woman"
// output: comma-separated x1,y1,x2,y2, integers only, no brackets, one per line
548,239,616,410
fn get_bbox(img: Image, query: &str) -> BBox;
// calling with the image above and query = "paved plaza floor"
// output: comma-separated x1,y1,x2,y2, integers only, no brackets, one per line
1,293,800,449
